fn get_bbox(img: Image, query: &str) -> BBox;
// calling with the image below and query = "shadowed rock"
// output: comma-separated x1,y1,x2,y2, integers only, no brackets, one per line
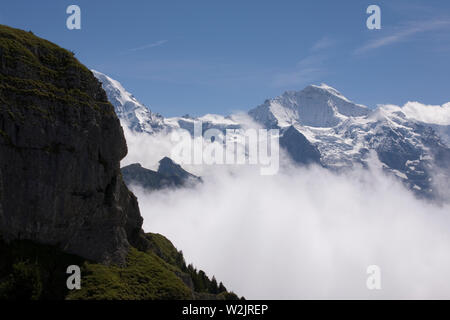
122,157,201,191
0,25,147,265
280,126,322,165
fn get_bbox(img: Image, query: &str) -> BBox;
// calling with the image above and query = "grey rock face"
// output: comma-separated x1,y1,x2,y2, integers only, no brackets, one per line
0,25,146,265
157,157,200,182
122,158,201,192
280,126,322,165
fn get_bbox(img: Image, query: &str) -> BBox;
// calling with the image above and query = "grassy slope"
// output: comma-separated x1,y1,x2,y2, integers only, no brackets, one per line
66,247,192,300
1,235,193,300
0,233,240,300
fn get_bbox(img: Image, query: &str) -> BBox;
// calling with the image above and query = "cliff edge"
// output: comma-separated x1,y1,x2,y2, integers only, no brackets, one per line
0,25,146,265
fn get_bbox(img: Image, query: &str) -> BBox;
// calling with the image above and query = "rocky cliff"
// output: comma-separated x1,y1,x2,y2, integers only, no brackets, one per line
0,25,146,265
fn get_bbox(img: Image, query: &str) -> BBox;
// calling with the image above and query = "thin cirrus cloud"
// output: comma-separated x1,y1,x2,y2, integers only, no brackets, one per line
272,37,335,88
355,19,450,54
121,40,168,54
310,36,336,52
272,55,326,88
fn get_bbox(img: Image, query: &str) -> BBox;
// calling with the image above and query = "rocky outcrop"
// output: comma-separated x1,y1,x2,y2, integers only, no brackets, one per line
122,157,201,192
0,25,146,265
158,157,201,183
280,126,322,165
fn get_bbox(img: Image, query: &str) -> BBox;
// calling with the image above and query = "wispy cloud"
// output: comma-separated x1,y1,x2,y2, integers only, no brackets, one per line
272,37,336,88
272,55,326,88
355,19,450,54
310,36,336,52
122,40,168,54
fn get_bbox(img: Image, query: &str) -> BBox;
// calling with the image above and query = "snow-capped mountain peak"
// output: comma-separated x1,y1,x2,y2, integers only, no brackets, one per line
94,71,450,201
93,70,242,135
92,70,136,109
310,83,363,105
249,83,371,129
92,70,164,134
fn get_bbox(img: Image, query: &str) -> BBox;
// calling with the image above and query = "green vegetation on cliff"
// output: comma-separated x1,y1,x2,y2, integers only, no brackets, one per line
66,247,192,300
0,237,85,299
0,24,113,125
0,233,241,300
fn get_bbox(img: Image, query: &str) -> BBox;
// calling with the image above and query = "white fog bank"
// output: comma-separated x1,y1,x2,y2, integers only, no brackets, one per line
119,110,450,299
129,162,450,299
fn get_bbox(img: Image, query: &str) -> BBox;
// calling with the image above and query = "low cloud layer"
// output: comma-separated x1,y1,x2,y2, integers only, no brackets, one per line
122,126,450,299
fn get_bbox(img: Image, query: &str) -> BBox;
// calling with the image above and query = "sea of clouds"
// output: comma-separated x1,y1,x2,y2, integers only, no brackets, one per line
120,106,450,299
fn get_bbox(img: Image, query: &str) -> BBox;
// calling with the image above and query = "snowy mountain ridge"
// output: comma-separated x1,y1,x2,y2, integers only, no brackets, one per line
92,70,450,200
249,84,371,128
92,70,165,134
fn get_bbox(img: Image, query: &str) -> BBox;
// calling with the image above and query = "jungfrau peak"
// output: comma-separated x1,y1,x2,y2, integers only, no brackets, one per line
248,83,371,128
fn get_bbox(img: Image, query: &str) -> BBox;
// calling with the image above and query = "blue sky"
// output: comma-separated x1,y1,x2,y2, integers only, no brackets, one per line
1,0,450,117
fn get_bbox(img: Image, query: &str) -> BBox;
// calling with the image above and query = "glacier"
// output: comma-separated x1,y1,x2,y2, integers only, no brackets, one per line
92,70,450,201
